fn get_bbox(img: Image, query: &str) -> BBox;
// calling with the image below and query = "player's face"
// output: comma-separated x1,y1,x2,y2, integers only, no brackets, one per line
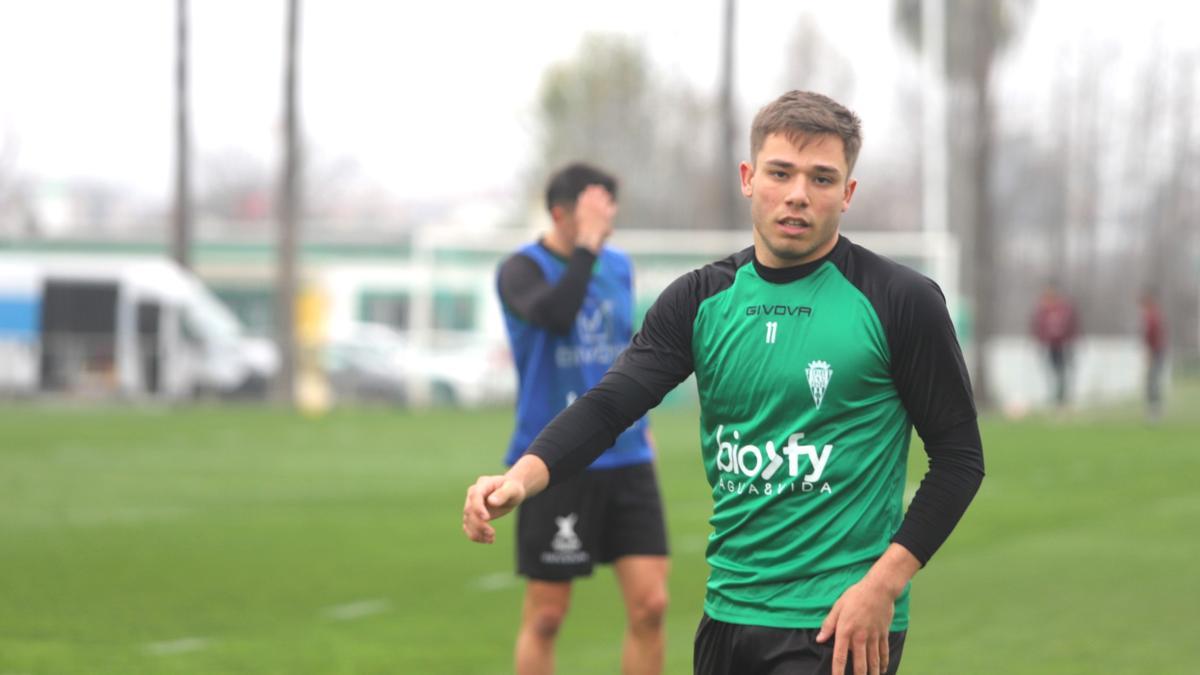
741,132,857,268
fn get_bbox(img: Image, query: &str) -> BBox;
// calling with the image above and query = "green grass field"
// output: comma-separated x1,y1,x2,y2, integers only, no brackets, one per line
2,382,1198,674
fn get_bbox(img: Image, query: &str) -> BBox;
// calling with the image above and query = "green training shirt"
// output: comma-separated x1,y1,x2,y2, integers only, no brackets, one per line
527,235,983,630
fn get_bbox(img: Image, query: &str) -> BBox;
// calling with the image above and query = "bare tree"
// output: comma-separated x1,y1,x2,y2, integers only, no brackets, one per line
197,150,273,226
894,0,1031,408
778,14,925,235
196,142,365,236
717,0,740,230
1155,53,1199,364
302,148,367,230
529,34,723,231
781,14,856,104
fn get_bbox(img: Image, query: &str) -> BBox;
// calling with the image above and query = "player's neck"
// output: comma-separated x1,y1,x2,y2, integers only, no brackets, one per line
541,230,576,258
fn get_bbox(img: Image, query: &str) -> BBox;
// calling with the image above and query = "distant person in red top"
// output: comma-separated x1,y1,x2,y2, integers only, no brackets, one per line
1140,290,1167,420
1031,282,1078,409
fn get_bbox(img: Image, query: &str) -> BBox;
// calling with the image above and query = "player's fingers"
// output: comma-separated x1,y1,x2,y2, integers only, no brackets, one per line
463,484,479,517
577,186,602,212
461,492,496,543
464,477,503,531
865,634,881,675
831,632,849,675
852,633,868,675
463,518,495,543
816,604,839,643
485,482,513,508
486,479,525,514
464,483,486,522
879,633,890,674
587,184,610,202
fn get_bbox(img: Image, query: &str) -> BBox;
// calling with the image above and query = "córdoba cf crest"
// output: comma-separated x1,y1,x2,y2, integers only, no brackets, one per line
806,360,832,408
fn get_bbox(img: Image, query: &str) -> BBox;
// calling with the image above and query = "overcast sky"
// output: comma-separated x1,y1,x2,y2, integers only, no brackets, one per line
0,0,1196,205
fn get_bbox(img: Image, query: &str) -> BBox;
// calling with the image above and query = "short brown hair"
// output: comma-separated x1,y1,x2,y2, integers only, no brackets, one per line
749,91,863,174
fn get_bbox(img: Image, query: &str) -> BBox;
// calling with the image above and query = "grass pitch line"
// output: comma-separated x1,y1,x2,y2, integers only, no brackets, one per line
143,637,210,656
471,572,518,591
322,598,392,621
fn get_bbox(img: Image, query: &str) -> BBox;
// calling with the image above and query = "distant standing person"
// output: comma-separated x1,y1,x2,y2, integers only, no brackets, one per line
493,163,669,675
1031,282,1078,409
1140,290,1166,420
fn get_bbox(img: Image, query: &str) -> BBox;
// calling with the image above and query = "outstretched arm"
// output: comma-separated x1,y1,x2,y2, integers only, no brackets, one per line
461,370,663,544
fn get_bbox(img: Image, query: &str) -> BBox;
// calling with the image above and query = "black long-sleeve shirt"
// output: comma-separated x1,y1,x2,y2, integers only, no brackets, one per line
497,244,597,334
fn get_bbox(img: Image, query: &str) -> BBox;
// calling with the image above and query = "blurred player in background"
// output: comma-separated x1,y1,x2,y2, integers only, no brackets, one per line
1140,289,1166,420
493,163,669,675
1031,281,1078,410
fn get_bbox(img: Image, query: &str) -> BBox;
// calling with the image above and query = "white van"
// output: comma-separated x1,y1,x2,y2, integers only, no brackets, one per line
0,253,276,399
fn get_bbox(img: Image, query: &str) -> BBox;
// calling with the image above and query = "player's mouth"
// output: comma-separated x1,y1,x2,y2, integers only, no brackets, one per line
776,217,811,236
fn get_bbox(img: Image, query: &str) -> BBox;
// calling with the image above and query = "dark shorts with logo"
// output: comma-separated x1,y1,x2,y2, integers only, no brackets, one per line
516,462,668,581
694,614,907,675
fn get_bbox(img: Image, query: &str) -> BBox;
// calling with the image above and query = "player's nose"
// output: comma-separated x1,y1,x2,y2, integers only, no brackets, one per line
784,179,809,208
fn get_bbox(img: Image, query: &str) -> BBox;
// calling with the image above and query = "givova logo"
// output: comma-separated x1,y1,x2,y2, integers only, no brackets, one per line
714,425,834,496
576,299,614,345
556,299,620,367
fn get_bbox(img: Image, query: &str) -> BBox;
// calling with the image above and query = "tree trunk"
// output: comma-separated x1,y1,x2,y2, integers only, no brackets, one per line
275,0,301,405
718,0,740,230
172,0,191,271
968,0,996,409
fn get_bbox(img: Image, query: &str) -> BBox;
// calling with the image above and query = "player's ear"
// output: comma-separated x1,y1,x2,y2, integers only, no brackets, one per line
549,204,568,227
739,161,755,197
841,178,857,212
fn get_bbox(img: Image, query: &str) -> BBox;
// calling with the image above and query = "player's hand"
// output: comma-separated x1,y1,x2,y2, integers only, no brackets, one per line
462,474,528,544
574,185,616,253
815,577,896,675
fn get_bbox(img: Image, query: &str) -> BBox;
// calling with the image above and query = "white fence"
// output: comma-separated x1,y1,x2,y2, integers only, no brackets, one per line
985,336,1157,413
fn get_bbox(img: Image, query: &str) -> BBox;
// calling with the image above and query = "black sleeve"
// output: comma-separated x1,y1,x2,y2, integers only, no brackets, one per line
883,273,985,565
497,247,597,335
891,418,984,565
525,271,704,485
525,371,661,481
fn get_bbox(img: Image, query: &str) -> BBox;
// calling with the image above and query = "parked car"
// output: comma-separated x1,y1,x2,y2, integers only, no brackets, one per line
321,323,410,405
419,338,515,407
321,322,514,407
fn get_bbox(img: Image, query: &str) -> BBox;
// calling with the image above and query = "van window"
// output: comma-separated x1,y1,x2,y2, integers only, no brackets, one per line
359,291,410,331
213,287,274,337
433,290,475,332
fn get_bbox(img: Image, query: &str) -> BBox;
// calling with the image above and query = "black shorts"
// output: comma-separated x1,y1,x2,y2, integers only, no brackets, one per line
516,462,668,581
694,614,907,675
